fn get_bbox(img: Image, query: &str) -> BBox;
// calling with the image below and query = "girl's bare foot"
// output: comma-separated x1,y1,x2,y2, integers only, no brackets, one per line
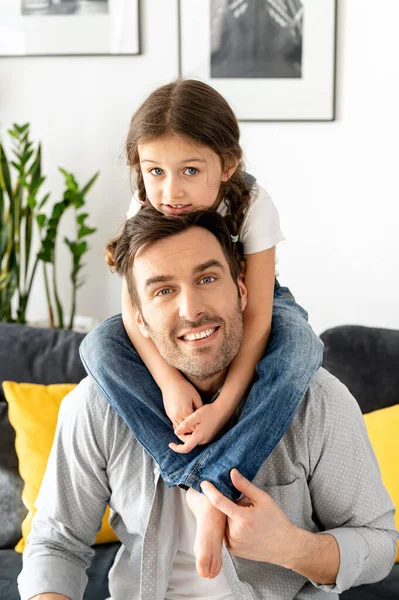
186,487,226,579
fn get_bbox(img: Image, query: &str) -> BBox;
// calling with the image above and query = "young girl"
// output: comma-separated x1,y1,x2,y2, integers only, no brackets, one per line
80,79,323,582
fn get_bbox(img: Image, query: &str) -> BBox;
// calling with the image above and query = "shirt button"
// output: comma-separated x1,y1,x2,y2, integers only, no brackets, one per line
153,466,159,475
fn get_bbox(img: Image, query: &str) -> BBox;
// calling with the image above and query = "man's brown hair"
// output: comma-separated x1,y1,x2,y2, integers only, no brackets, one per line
106,208,243,308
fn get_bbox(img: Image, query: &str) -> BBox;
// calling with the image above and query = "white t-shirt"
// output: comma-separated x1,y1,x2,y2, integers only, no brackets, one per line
165,488,234,600
126,182,284,256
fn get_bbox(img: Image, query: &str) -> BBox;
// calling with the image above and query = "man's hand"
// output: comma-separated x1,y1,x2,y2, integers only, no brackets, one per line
162,378,203,430
169,403,231,453
201,468,296,564
201,469,340,584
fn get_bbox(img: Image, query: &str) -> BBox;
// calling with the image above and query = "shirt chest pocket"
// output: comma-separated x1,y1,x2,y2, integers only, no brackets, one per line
263,478,314,531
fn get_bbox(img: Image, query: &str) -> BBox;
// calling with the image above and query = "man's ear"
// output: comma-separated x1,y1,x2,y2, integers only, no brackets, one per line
221,159,240,182
237,276,248,312
134,307,150,338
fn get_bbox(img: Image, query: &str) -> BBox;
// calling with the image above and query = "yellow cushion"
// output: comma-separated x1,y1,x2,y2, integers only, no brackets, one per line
364,404,399,562
3,381,118,552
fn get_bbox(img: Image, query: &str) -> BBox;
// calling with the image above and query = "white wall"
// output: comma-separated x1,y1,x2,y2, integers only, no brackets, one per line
1,0,398,335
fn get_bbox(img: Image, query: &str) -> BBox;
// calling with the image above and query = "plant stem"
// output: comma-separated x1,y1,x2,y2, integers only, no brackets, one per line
52,248,63,329
43,263,55,329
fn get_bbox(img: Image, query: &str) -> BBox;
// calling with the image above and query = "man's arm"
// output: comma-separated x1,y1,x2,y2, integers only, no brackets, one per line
202,374,398,592
18,379,112,600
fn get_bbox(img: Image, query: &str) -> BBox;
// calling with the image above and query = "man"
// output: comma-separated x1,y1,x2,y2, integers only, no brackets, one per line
19,209,397,600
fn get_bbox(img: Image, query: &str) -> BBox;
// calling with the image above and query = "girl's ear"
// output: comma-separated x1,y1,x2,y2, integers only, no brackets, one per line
221,159,240,182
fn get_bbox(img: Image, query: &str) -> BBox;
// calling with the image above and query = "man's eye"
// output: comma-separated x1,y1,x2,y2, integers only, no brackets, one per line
156,288,172,296
200,276,215,284
183,167,199,176
149,168,163,176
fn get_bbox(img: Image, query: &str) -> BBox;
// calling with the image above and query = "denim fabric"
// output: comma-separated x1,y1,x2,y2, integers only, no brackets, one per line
80,283,323,501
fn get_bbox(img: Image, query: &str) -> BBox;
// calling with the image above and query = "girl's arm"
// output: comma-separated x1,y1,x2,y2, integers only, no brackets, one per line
121,280,203,429
216,246,275,412
172,248,275,451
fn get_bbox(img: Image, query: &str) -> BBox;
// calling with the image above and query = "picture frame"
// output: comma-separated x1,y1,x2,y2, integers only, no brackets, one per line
0,0,141,57
178,0,337,122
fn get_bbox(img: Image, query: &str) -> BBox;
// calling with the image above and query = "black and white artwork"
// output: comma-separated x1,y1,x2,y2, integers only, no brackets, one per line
22,0,109,17
0,0,140,56
179,0,336,121
211,0,303,79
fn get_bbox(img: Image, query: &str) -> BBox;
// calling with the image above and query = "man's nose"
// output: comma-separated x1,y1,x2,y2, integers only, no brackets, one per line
178,288,205,323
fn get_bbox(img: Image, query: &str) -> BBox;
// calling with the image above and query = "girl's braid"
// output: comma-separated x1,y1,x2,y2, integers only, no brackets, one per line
222,169,252,274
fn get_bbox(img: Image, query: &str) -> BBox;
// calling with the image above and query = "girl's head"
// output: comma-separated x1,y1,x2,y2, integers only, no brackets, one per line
126,79,251,236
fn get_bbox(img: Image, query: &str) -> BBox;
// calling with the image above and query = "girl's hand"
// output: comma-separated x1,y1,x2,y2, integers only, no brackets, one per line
162,378,203,432
169,402,232,453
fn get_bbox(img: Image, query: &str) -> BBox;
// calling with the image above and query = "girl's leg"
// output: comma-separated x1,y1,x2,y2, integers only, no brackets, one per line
176,282,324,500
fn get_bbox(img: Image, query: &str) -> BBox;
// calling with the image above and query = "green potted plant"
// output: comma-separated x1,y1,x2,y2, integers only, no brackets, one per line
0,123,98,330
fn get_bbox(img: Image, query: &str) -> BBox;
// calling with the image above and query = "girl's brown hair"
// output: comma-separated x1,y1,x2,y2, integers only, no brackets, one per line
125,78,251,244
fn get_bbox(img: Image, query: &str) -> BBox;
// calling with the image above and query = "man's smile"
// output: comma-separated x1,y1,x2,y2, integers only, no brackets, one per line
178,326,220,344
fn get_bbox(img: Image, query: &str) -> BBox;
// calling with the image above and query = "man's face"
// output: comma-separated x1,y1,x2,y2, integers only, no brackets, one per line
133,227,247,382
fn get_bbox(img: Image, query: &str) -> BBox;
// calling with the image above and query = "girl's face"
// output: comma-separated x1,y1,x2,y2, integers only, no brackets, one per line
138,134,234,216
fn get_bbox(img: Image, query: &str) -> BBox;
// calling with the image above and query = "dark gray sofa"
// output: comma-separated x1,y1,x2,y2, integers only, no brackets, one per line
0,323,120,600
0,322,397,599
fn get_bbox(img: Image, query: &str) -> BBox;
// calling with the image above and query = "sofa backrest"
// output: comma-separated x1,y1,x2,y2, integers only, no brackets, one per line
321,325,399,414
0,323,87,549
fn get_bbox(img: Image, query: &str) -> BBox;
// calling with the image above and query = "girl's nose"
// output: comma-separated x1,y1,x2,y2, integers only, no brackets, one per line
164,175,183,201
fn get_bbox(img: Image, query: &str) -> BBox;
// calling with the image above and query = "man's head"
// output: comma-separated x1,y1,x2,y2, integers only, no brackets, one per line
108,208,247,384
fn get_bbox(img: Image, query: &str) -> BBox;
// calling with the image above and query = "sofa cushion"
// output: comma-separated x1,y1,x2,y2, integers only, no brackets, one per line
363,404,399,561
321,325,399,414
0,404,27,549
3,381,118,552
0,323,87,549
341,564,399,600
0,323,87,402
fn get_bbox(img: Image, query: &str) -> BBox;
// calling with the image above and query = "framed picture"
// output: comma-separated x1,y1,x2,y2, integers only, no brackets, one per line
178,0,337,121
0,0,140,57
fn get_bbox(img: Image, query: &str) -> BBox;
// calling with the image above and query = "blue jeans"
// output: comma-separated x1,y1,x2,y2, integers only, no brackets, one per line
80,282,323,501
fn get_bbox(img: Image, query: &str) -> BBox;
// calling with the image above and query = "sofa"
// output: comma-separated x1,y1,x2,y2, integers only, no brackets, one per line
0,321,397,599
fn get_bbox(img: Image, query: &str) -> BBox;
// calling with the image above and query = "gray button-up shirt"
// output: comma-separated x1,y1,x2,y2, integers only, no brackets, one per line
18,369,398,600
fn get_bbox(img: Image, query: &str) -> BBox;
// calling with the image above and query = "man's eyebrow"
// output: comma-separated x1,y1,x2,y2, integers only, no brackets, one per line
144,275,174,289
193,260,226,275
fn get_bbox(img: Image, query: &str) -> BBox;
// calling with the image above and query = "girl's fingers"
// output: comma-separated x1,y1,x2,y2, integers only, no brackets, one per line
169,430,201,453
175,413,200,435
192,395,203,410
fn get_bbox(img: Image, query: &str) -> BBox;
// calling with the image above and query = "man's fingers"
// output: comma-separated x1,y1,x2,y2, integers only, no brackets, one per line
174,412,200,435
200,481,239,519
169,430,201,453
229,469,264,504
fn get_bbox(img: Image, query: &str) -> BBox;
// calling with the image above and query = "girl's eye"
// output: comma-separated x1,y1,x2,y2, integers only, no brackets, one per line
149,168,164,176
200,276,215,284
156,288,172,297
183,167,199,176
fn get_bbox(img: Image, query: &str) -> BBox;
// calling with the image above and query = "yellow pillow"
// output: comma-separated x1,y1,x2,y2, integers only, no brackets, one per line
3,381,118,553
364,404,399,562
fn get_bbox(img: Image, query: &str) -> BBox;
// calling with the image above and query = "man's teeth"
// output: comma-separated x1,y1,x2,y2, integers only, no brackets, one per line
170,205,187,209
182,328,215,341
